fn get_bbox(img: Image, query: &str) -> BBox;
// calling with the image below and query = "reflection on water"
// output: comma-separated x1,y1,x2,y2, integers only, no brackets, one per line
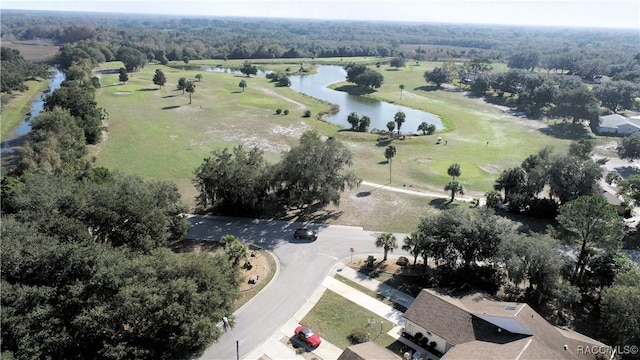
16,69,66,136
288,65,443,131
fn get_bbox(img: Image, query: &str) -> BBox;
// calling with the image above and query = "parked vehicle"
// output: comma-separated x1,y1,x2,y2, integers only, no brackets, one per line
294,228,317,240
294,325,321,347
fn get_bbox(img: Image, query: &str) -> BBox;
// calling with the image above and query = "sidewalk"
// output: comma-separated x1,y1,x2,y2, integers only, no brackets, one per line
244,258,416,360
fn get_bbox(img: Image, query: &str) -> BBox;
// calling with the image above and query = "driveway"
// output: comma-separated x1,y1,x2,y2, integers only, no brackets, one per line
188,215,411,360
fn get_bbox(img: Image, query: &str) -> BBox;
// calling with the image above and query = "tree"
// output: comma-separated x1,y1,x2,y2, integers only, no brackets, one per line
600,269,640,351
394,111,406,136
546,154,601,204
375,232,397,261
195,73,203,82
185,81,196,104
424,67,451,88
568,139,594,160
240,61,258,77
594,81,637,113
275,130,361,208
553,84,599,124
116,46,146,71
447,163,461,180
494,167,527,202
417,122,436,135
499,233,565,305
194,145,272,214
402,231,428,268
555,195,625,285
153,69,167,89
43,81,102,144
386,121,395,134
399,84,405,99
177,77,187,93
418,207,511,269
239,79,247,92
384,145,397,183
278,76,291,87
224,236,249,266
444,180,464,202
508,49,540,71
618,174,640,205
617,133,640,160
389,57,406,69
347,112,360,130
1,218,240,360
118,67,128,84
357,115,371,132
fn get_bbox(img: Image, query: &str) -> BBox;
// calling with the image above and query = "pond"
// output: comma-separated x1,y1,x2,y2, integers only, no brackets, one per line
288,65,442,132
195,64,442,132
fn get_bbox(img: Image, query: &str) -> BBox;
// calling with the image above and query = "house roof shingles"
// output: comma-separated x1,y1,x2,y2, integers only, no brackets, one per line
599,114,640,130
404,289,609,360
337,341,403,360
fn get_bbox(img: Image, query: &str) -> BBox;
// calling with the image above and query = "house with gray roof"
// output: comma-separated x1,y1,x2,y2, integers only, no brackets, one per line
597,114,640,135
403,289,611,360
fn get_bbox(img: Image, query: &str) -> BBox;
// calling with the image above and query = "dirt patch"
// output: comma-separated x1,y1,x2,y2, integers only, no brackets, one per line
258,87,306,111
114,91,131,95
416,158,432,163
479,164,501,174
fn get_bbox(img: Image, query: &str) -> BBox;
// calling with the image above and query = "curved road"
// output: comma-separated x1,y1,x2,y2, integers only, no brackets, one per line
187,215,411,360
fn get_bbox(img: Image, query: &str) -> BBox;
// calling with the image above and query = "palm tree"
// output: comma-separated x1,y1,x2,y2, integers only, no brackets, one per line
195,73,203,82
226,238,249,266
386,121,396,134
239,79,247,92
399,84,405,99
447,163,461,180
384,145,397,183
394,111,406,137
375,232,397,261
185,81,196,104
445,180,464,202
402,231,424,269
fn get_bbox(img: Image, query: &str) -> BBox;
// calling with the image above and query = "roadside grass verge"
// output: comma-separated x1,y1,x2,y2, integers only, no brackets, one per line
299,290,399,351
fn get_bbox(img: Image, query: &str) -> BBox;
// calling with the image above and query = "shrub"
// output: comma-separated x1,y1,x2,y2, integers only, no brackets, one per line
348,328,369,345
275,108,282,115
283,109,289,115
303,110,311,118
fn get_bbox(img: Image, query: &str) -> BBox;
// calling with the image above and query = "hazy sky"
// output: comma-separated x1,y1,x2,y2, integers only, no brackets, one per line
2,0,639,29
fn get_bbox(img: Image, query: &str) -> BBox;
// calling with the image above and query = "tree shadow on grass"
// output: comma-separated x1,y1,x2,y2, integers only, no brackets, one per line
162,105,181,110
414,85,442,92
163,95,178,98
429,198,463,209
137,88,158,91
538,122,592,140
376,136,392,147
231,91,242,94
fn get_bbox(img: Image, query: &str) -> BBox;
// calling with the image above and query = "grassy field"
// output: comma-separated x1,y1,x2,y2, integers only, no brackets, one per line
1,77,51,140
90,59,574,232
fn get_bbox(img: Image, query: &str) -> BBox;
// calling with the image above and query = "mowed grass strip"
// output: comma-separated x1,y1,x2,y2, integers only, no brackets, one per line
1,77,51,140
299,289,398,350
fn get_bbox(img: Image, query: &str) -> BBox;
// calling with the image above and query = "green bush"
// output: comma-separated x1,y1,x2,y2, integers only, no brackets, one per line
303,110,311,118
348,328,369,344
275,108,282,115
283,109,289,115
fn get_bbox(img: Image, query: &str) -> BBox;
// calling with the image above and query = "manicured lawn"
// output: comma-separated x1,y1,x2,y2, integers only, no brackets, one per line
90,59,574,231
299,290,398,350
1,76,51,140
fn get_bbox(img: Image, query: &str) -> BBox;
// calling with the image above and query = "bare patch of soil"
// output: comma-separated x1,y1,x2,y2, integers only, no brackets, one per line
114,91,131,95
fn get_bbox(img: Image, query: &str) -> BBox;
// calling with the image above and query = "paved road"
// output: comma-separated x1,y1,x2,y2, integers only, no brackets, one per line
187,215,411,360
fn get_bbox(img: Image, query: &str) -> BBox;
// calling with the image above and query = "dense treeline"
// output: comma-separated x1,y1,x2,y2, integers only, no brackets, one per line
0,41,241,359
2,10,637,76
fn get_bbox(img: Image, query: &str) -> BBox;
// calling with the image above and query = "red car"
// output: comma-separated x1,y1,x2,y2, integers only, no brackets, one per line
295,325,321,348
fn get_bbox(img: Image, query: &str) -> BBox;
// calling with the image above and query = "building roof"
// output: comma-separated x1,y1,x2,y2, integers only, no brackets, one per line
404,289,609,360
599,114,640,130
337,342,403,360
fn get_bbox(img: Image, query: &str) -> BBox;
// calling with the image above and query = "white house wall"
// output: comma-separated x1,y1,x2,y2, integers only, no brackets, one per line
404,320,449,354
